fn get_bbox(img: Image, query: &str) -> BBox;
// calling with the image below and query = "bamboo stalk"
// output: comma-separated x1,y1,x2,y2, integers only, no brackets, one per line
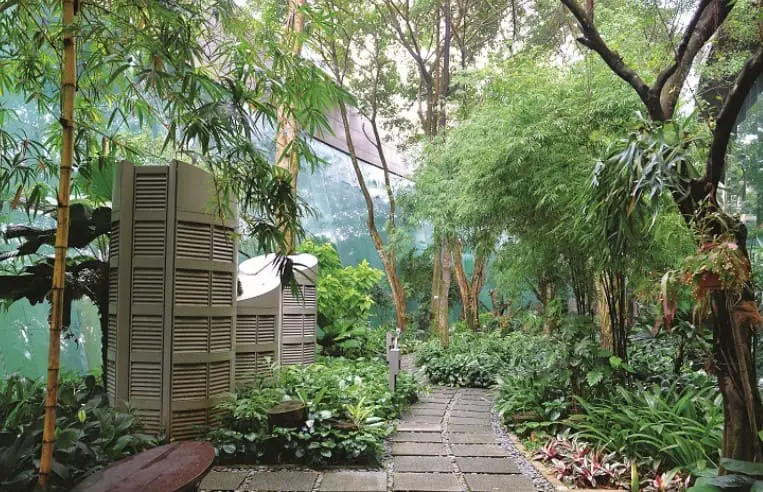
275,0,305,253
39,0,78,486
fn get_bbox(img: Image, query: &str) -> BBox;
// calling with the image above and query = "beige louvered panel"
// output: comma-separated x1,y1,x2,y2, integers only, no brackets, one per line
282,315,303,337
108,269,118,304
132,269,164,304
136,408,161,436
105,358,116,403
303,285,317,308
235,316,257,345
256,351,275,374
107,315,117,346
133,222,166,256
283,286,303,309
235,353,256,384
177,222,211,260
134,173,168,210
171,409,207,440
257,316,276,344
302,345,316,364
172,363,207,400
109,222,119,260
208,361,230,397
209,407,226,426
131,315,162,351
172,317,208,352
175,270,210,306
210,317,232,351
211,272,233,306
281,345,303,365
302,314,316,336
129,362,161,399
212,226,235,262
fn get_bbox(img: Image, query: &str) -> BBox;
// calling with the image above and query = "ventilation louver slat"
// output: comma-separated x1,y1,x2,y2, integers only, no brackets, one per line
283,286,304,309
302,314,316,336
257,316,276,343
134,174,167,210
173,317,208,352
131,315,162,351
282,315,303,337
171,409,207,440
108,269,118,304
129,362,161,399
210,317,231,351
281,345,303,365
175,270,209,306
137,408,161,435
177,222,211,260
172,363,207,400
132,269,164,304
256,351,275,374
302,345,316,364
236,316,256,345
211,272,232,306
212,226,235,262
134,221,166,256
235,353,256,384
208,361,230,397
303,285,317,308
109,222,119,260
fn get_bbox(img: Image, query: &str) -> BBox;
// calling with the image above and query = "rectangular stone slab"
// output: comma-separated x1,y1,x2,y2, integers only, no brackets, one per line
392,442,448,456
401,415,443,424
449,410,491,419
451,444,510,457
448,424,493,433
393,473,461,491
463,473,537,491
417,398,451,405
447,433,499,444
397,423,442,432
395,456,452,473
456,457,520,474
243,471,319,491
391,432,444,443
411,404,449,411
319,471,387,492
449,416,490,425
407,409,445,416
199,470,248,491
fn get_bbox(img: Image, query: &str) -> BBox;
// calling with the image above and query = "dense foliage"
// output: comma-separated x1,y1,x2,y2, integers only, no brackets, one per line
0,374,156,491
296,240,385,357
209,357,419,465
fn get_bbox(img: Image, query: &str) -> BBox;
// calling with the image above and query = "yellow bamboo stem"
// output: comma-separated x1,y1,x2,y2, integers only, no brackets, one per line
275,0,305,253
39,0,77,486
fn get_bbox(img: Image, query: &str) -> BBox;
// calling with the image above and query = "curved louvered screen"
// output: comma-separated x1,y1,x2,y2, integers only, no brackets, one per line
112,161,235,441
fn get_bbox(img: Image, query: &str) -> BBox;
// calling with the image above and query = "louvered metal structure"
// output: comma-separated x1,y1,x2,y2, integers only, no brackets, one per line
235,256,280,384
108,160,237,440
280,254,318,366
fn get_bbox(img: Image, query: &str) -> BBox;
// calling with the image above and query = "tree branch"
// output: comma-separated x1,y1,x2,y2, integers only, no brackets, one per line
560,0,650,105
707,48,763,188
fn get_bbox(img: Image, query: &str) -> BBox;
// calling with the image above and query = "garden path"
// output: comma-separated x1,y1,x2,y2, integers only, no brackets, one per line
198,384,545,492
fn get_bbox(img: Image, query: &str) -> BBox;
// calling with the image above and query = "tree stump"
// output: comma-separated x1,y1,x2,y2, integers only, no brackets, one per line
267,401,307,430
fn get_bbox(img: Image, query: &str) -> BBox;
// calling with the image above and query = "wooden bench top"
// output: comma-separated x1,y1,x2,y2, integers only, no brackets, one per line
72,441,215,492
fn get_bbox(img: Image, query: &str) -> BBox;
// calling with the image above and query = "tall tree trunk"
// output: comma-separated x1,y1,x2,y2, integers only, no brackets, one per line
336,100,408,330
275,0,306,253
595,276,613,351
438,238,452,347
451,238,476,330
598,270,628,362
39,0,77,485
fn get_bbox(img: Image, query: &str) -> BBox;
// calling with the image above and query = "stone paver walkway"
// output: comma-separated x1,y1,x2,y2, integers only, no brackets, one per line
198,386,543,492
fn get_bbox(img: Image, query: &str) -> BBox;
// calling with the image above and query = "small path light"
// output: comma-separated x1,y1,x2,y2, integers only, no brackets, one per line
387,328,401,391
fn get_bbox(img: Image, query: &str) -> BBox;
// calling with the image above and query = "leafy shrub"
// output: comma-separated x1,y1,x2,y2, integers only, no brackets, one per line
297,240,384,357
415,329,508,387
209,357,419,465
0,374,157,491
566,381,722,473
534,435,630,489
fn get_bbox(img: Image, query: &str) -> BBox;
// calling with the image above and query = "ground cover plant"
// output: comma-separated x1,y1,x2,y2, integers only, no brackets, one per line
0,373,157,491
209,357,419,465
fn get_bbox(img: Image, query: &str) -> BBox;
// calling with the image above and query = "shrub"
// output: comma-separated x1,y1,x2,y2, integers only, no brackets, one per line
565,382,722,474
0,374,157,491
297,240,384,357
209,357,419,465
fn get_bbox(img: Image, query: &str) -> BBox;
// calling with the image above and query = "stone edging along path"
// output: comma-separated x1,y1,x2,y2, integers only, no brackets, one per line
198,386,554,491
